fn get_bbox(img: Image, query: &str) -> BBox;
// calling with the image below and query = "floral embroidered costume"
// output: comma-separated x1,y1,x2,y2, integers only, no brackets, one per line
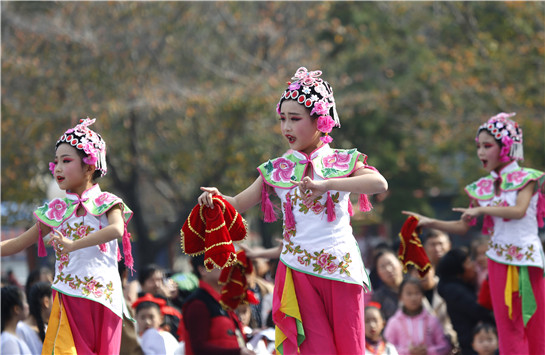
264,68,381,354
465,113,545,354
36,118,134,354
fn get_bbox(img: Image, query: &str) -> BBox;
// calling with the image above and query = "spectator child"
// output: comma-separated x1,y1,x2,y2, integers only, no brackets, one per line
1,285,32,354
384,277,451,355
134,295,180,355
471,323,498,355
16,281,52,354
365,302,398,355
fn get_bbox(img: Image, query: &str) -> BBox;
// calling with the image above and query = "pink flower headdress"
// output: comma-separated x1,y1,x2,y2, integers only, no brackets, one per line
277,67,340,143
55,117,108,177
477,112,523,162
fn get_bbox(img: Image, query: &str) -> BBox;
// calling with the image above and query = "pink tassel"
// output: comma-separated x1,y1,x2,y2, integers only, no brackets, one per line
326,192,336,222
261,183,277,223
467,217,477,227
347,199,354,216
537,191,545,228
99,243,107,252
284,196,296,229
37,223,47,257
122,225,134,272
482,215,494,235
359,194,373,212
117,248,122,262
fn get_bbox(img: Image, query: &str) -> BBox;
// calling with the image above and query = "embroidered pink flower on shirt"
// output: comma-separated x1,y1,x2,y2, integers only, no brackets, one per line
476,179,494,196
317,253,330,268
507,246,524,261
85,280,98,294
58,254,69,271
325,262,339,274
46,199,68,222
95,193,117,206
506,170,528,185
323,153,351,170
311,203,325,214
76,225,88,237
272,158,295,182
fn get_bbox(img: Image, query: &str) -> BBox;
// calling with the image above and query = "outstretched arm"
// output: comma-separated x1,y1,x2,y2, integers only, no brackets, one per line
1,222,50,256
453,181,535,220
290,163,388,204
50,205,124,254
401,210,471,236
198,176,263,213
240,242,282,260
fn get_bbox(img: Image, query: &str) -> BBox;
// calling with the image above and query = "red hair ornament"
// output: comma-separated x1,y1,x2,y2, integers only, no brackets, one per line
180,196,248,271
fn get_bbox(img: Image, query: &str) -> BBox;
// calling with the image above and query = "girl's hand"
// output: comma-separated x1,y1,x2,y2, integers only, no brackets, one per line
290,176,328,204
452,206,481,222
401,210,434,227
50,230,74,254
198,187,221,208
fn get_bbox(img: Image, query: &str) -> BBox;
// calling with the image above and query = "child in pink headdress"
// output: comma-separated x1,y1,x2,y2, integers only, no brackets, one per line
1,117,134,354
197,67,388,354
403,112,545,354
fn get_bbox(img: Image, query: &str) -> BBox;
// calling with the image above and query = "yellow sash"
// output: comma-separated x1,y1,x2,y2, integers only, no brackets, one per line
275,267,304,354
42,293,77,355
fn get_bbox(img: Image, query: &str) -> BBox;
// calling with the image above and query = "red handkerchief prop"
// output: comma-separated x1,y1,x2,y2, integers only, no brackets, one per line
219,250,259,311
181,196,248,271
398,216,431,277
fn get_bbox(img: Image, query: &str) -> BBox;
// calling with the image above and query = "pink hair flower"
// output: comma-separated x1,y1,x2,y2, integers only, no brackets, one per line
83,155,98,165
317,115,336,134
320,135,333,144
311,101,330,116
499,135,513,162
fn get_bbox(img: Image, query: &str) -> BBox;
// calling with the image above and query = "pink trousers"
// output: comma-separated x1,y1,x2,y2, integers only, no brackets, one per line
487,260,545,355
49,291,123,354
274,262,366,354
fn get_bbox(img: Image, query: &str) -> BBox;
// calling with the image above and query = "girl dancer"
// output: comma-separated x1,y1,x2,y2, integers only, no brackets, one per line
198,67,388,354
403,112,545,354
1,117,134,354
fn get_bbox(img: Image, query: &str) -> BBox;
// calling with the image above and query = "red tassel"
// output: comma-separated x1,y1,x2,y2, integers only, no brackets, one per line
537,191,545,228
284,196,295,229
122,225,134,272
37,223,47,257
99,243,107,252
347,199,354,216
326,192,336,222
482,215,494,235
117,248,122,262
359,194,373,212
261,183,277,223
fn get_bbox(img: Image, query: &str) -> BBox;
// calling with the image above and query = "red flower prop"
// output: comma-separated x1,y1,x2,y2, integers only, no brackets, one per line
219,250,259,311
181,196,248,271
397,216,431,277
